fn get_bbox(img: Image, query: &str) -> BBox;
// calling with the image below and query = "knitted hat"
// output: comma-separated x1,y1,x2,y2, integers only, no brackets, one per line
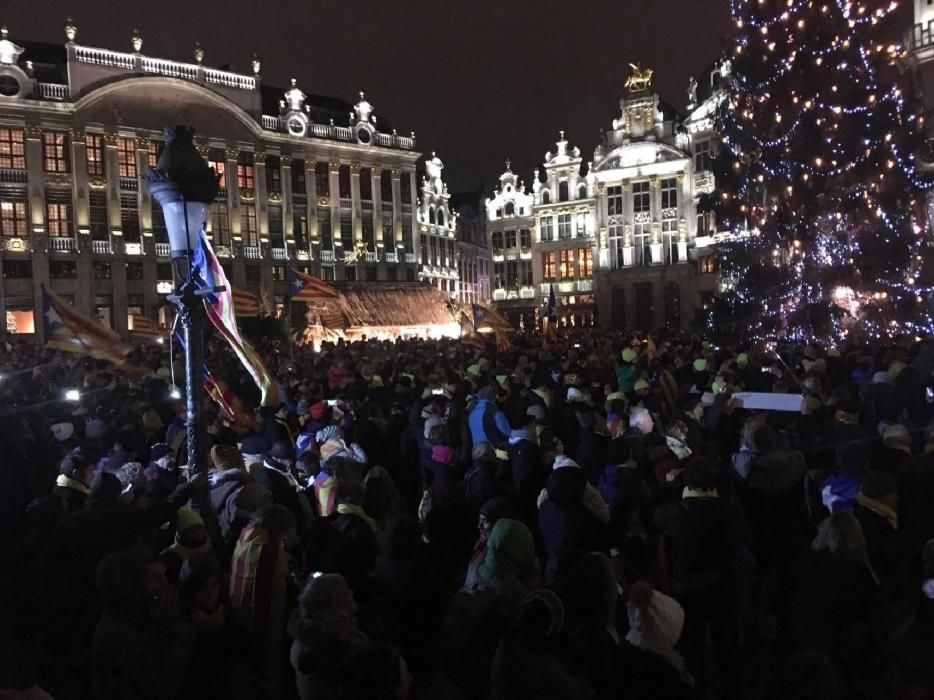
736,353,749,367
882,424,911,452
466,364,481,377
889,361,906,379
149,442,171,465
316,425,343,445
692,358,708,372
621,348,637,363
625,583,685,655
175,506,205,534
51,422,75,442
606,391,626,403
477,385,496,402
210,444,243,471
634,379,650,392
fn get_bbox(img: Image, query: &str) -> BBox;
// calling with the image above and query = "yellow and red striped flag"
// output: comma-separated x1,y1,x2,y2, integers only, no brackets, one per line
472,304,512,332
129,314,165,340
42,286,129,365
232,288,261,317
288,268,339,302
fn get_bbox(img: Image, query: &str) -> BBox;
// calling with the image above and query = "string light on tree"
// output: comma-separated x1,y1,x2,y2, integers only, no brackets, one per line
704,0,934,343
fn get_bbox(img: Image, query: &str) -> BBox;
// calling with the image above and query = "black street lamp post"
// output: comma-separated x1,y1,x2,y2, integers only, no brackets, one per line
145,126,219,474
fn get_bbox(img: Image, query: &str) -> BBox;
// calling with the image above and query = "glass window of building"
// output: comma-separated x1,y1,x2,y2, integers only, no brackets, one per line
339,211,352,248
381,170,392,201
338,165,351,198
241,204,258,247
344,266,356,282
94,262,112,279
245,265,261,282
0,128,25,169
559,250,575,279
315,162,330,196
506,261,518,288
520,260,533,286
209,149,227,189
42,131,70,173
317,207,332,248
291,159,305,192
558,214,572,240
120,192,140,242
520,228,531,249
540,216,554,242
401,173,412,204
0,195,28,237
117,137,137,178
558,181,569,202
322,266,335,281
88,191,108,240
268,205,284,245
543,251,556,281
694,139,712,172
271,265,285,281
86,134,104,177
360,168,372,200
579,248,593,277
266,155,281,194
607,186,623,216
127,262,144,280
50,260,77,278
661,178,678,211
237,152,255,190
491,231,503,250
365,266,377,282
46,192,73,237
505,229,516,249
210,201,229,246
148,140,161,169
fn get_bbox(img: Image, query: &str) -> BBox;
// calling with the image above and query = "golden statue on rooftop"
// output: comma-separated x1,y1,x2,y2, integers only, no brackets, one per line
625,63,654,92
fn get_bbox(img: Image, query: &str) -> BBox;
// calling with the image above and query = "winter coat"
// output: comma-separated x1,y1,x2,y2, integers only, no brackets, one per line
854,498,901,617
748,448,806,496
289,620,370,700
264,417,294,448
254,462,304,526
616,364,637,394
465,459,500,512
322,505,380,590
538,466,609,561
540,456,610,523
597,464,649,507
468,400,511,448
208,469,252,540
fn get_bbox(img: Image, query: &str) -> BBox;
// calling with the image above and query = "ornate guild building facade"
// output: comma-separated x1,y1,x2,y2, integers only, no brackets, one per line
0,22,472,336
486,65,726,330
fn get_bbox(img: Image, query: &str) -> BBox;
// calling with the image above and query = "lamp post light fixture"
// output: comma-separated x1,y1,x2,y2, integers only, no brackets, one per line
145,125,219,474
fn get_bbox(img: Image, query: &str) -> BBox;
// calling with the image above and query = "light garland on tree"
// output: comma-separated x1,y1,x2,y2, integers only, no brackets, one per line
703,0,934,344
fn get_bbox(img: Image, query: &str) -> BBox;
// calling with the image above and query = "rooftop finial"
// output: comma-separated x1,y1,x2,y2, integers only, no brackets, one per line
559,129,565,141
0,26,8,40
251,54,261,75
131,28,142,53
64,18,77,42
193,42,204,64
359,90,365,101
290,77,296,87
505,158,511,172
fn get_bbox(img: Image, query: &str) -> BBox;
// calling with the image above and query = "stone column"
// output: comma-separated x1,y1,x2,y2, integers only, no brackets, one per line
329,161,341,253
71,129,90,231
136,136,153,238
372,167,383,251
225,146,244,281
649,176,663,265
621,182,634,267
677,172,689,263
25,126,47,339
104,132,121,240
350,164,363,245
305,160,317,249
281,153,293,243
408,171,418,258
112,260,128,337
391,168,403,251
254,152,268,252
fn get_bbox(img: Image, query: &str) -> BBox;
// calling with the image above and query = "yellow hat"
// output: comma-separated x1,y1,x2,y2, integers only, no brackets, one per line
621,349,637,363
736,353,749,366
634,379,650,392
693,358,708,372
175,506,204,534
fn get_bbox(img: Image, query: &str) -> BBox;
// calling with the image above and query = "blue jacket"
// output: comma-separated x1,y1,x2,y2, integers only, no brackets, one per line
468,400,511,447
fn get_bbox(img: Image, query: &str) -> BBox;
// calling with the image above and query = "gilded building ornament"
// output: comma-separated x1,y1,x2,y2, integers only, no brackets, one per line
349,164,362,175
4,237,27,253
254,152,266,165
136,137,150,150
24,125,42,140
225,147,239,160
372,167,382,177
44,173,72,187
269,192,283,203
391,168,402,178
676,172,686,184
70,129,86,144
64,18,77,42
240,188,255,202
103,133,119,147
88,176,107,190
329,161,341,173
317,196,330,206
196,144,211,158
624,63,654,92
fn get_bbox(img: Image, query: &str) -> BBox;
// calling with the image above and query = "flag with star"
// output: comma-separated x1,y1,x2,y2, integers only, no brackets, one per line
288,268,339,302
471,304,512,332
42,286,129,365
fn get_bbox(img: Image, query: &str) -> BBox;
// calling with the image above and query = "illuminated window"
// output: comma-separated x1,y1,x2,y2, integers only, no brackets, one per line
579,248,593,277
5,308,34,334
117,137,137,178
576,213,588,237
148,140,161,169
241,204,258,246
559,249,575,279
271,265,286,281
42,131,70,173
0,197,28,236
210,201,230,246
86,134,104,177
0,128,25,170
46,192,73,237
543,251,556,281
209,148,226,188
701,256,716,274
237,152,255,189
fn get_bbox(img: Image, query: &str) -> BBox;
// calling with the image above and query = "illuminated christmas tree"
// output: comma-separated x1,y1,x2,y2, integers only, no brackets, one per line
703,0,934,343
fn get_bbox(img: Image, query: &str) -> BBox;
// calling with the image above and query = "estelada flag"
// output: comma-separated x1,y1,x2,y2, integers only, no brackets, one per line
191,232,279,407
204,371,257,431
129,314,165,339
42,286,129,365
288,268,339,302
472,304,512,331
232,288,261,318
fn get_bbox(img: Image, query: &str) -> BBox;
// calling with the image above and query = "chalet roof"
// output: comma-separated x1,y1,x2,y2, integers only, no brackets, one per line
327,283,455,328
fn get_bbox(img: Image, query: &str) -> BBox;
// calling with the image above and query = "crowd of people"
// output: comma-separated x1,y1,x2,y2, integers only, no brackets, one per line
2,327,934,699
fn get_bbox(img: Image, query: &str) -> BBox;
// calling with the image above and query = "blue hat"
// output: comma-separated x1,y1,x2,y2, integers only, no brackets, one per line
240,435,268,456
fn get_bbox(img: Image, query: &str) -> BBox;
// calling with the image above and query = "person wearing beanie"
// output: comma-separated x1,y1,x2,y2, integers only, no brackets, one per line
207,445,253,544
50,421,75,443
468,384,512,451
855,471,901,615
161,506,212,583
875,423,913,475
27,447,97,535
288,572,369,700
264,405,295,449
240,435,269,475
255,441,312,532
625,581,692,685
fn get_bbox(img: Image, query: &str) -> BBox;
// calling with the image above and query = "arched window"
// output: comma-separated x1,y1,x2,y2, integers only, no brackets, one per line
578,184,587,199
505,202,515,216
439,209,446,226
558,181,569,202
429,208,436,225
542,190,551,204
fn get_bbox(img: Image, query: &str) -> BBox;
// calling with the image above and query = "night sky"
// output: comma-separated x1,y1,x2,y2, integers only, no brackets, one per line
4,0,733,193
